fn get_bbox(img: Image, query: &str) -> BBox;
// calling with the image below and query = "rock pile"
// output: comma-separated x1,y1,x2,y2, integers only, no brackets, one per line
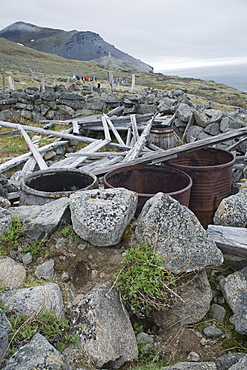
0,184,247,369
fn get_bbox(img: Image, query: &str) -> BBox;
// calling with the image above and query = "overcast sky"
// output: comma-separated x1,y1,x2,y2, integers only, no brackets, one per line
1,0,247,72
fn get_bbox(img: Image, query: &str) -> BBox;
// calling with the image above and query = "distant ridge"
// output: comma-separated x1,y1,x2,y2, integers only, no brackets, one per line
0,21,153,73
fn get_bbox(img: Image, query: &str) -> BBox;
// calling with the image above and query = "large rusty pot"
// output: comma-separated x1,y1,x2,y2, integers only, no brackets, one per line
103,164,192,217
167,147,235,228
20,168,98,206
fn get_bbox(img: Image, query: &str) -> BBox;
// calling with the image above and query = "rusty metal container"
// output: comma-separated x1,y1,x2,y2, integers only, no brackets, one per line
20,168,98,206
103,164,192,216
148,124,174,149
167,147,235,228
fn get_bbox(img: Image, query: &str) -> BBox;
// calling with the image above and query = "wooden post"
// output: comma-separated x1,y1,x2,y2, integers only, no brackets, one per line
41,75,45,93
66,76,70,90
2,73,6,92
108,72,114,92
8,76,14,90
131,74,135,93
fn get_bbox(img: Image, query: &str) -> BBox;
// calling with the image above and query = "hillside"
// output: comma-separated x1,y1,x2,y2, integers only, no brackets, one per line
0,21,153,73
0,37,247,111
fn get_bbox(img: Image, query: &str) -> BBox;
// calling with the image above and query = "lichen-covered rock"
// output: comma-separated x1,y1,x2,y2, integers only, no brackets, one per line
71,281,138,368
10,197,70,240
215,353,246,370
0,207,12,236
2,333,71,370
0,257,26,289
0,283,63,317
162,362,216,369
218,266,247,335
228,354,247,370
135,193,223,273
34,259,54,280
0,308,11,360
213,188,247,227
69,188,137,247
154,269,212,326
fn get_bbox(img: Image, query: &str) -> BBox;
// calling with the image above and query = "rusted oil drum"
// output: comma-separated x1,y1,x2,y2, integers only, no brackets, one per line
103,164,192,217
20,168,98,206
148,124,174,150
167,147,235,228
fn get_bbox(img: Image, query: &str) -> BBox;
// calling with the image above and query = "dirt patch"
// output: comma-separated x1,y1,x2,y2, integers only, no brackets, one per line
158,323,223,364
47,230,126,295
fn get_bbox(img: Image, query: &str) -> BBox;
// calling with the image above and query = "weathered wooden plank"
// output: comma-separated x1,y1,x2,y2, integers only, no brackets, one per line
207,225,247,257
72,120,80,135
103,114,125,146
66,151,126,158
101,115,111,141
122,116,155,162
0,140,68,174
76,113,153,130
51,139,110,169
18,125,48,170
130,114,139,144
0,120,131,151
0,121,97,144
126,127,132,147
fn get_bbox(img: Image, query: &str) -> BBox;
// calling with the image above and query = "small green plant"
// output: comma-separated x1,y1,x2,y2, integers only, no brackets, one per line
8,309,79,354
22,239,41,255
113,243,177,317
61,225,80,243
0,217,25,253
0,218,45,257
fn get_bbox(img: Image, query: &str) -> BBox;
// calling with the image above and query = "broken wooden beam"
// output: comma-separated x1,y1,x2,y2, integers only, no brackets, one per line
18,125,48,170
207,224,247,258
0,140,68,174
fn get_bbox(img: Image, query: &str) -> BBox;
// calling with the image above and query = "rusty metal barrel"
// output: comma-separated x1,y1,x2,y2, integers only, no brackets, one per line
103,164,192,217
148,124,174,149
20,168,98,206
167,147,235,228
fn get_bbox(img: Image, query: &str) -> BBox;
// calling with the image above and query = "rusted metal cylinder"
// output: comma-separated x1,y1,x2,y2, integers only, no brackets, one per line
167,147,235,228
103,164,192,217
148,125,174,149
20,168,98,206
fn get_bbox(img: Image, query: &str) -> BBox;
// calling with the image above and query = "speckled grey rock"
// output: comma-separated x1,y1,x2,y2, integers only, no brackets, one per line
228,354,247,370
10,197,70,240
135,193,223,273
71,281,138,368
0,283,63,317
2,333,71,370
0,207,12,236
213,188,247,227
0,197,11,209
210,303,226,323
0,308,11,359
154,269,212,326
175,102,192,122
69,188,138,247
35,259,54,280
0,257,26,289
218,266,247,334
203,325,223,338
162,362,216,369
215,353,246,370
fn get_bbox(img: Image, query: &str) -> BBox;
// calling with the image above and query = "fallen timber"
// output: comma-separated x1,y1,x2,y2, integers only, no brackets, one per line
91,125,247,175
0,140,68,174
1,116,247,177
0,121,130,151
208,225,247,258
